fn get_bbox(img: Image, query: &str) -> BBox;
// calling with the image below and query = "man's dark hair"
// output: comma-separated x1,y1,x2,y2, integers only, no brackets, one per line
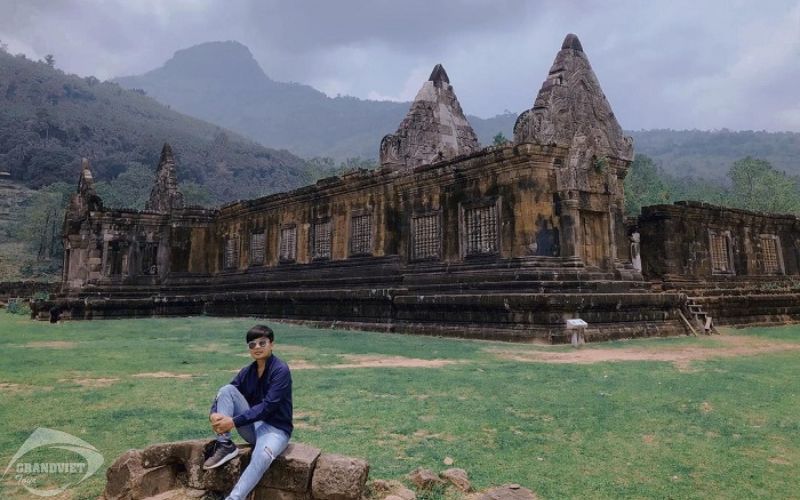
246,324,274,343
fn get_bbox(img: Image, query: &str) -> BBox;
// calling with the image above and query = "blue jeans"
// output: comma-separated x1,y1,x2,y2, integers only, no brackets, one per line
211,384,290,500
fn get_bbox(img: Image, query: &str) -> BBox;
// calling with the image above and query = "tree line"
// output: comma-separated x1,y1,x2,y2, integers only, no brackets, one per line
3,171,212,280
623,155,800,217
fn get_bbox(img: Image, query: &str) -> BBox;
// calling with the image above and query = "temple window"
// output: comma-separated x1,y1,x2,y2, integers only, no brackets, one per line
250,233,265,266
708,230,733,274
140,242,158,275
411,213,440,260
223,235,239,270
311,220,332,260
463,202,499,256
350,213,372,256
759,234,783,274
106,240,125,276
280,225,297,263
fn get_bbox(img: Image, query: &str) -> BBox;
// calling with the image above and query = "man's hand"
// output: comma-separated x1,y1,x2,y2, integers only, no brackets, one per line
209,413,235,434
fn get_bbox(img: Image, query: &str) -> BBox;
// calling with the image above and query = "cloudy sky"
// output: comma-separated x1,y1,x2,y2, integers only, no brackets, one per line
1,0,799,131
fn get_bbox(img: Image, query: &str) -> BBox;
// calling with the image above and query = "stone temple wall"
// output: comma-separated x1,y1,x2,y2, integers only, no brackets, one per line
637,201,800,326
54,138,674,343
638,201,800,281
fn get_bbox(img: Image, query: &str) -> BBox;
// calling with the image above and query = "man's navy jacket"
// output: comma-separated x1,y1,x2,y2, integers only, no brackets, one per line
211,354,293,436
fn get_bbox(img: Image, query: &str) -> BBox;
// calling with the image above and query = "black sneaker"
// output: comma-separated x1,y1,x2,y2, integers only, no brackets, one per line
202,439,239,469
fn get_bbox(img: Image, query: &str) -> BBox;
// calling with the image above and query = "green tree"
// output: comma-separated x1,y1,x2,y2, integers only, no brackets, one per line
180,181,213,207
44,54,55,67
95,163,154,209
493,132,508,146
669,176,727,207
727,156,800,213
11,182,72,261
623,155,673,216
338,157,378,172
306,156,338,181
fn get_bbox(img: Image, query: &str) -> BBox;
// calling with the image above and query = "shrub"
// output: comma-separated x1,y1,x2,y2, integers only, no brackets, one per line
5,299,31,316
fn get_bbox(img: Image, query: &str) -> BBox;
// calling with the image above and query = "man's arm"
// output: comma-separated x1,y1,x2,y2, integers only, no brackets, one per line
232,364,291,428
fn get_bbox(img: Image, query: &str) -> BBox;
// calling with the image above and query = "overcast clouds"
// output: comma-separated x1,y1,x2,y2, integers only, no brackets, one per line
1,0,799,131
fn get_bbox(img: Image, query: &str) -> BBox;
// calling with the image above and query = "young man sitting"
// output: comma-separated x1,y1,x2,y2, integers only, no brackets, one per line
205,324,293,500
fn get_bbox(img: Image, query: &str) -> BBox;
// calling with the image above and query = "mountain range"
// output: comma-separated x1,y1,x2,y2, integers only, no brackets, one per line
0,47,313,204
116,41,800,179
115,41,517,162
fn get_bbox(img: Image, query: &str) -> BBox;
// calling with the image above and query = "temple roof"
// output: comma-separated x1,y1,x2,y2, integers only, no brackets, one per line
428,64,450,85
67,158,103,218
146,143,184,212
379,64,479,170
513,33,633,163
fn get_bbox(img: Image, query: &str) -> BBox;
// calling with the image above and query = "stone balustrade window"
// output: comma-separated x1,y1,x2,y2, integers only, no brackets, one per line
224,236,239,270
760,234,783,274
250,233,265,266
141,242,158,275
411,213,440,260
463,203,498,256
708,230,733,274
350,214,372,256
312,220,332,260
105,240,126,276
280,225,297,262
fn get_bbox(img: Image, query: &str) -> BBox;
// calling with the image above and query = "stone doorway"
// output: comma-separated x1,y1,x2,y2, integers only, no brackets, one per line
581,211,608,269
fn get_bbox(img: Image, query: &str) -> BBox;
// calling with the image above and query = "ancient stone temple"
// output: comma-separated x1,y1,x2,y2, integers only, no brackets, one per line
52,34,800,341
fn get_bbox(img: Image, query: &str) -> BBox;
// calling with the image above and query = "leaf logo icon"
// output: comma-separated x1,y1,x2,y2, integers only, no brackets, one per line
2,427,104,497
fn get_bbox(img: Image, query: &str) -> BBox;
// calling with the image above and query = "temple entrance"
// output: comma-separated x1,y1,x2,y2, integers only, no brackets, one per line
581,211,608,269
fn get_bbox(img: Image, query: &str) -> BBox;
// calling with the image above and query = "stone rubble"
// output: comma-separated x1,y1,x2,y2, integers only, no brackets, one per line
102,440,367,500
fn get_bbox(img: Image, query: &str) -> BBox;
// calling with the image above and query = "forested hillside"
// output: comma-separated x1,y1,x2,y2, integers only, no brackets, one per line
629,129,800,178
0,48,314,205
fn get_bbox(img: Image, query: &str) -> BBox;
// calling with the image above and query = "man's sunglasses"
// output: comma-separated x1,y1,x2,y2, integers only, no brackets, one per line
248,339,271,350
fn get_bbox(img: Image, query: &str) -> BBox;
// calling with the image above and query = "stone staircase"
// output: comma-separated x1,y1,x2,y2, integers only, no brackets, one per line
686,296,715,335
663,279,800,328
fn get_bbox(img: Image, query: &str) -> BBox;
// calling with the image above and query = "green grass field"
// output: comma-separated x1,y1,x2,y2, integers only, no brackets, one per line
0,314,798,499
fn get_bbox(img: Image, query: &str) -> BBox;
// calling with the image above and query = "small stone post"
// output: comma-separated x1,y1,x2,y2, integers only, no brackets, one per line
566,318,588,347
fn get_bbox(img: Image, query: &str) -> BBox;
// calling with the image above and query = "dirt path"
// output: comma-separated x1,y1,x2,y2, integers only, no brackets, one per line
486,334,800,370
287,355,462,370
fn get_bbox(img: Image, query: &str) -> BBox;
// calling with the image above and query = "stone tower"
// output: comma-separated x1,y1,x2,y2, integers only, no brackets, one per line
380,64,480,170
515,34,634,271
62,158,104,290
513,33,633,168
146,143,184,212
67,158,103,218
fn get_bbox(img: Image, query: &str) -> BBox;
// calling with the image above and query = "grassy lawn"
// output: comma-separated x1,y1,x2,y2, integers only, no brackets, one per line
0,314,798,499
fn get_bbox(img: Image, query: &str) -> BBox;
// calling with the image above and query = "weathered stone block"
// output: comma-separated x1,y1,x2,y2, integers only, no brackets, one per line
259,443,321,492
310,453,369,500
407,468,444,490
141,439,207,468
131,465,178,498
183,443,244,492
368,479,415,500
103,449,144,500
440,468,470,492
477,484,537,500
252,487,312,500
